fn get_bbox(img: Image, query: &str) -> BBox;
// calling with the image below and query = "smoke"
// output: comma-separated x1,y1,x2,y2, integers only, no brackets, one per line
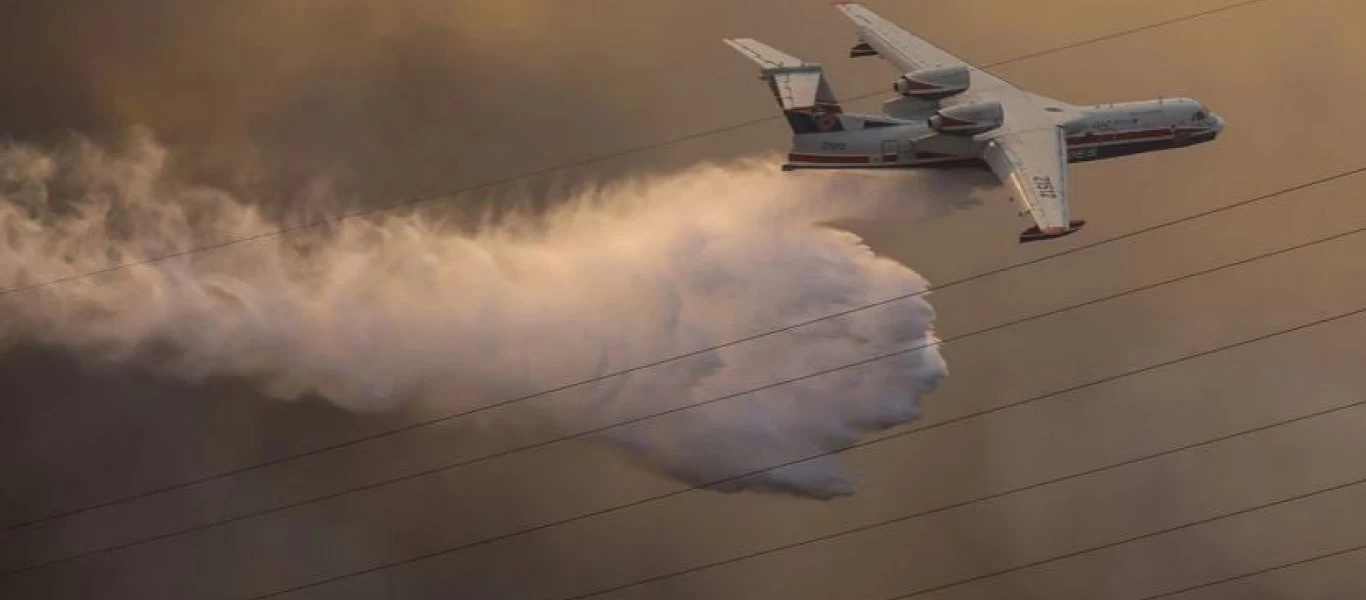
0,0,704,201
0,130,948,499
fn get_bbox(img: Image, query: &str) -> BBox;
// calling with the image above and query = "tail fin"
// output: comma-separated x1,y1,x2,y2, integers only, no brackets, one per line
723,38,846,134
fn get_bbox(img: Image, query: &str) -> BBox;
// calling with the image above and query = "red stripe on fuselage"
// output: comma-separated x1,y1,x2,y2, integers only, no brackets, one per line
787,153,870,164
1066,127,1204,146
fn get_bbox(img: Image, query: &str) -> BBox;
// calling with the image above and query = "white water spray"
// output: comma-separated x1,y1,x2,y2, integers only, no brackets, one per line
0,130,949,498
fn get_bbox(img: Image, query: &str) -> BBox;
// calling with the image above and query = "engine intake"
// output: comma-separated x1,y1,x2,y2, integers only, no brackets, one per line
894,66,970,100
928,101,1005,135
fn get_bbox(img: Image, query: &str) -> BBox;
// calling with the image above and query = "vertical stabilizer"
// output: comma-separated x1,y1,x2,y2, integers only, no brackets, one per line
723,38,846,134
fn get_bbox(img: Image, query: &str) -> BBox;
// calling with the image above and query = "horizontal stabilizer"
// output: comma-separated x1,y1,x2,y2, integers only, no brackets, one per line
723,37,846,134
723,37,807,71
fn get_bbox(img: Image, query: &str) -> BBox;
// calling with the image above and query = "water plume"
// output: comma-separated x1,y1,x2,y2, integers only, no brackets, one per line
0,130,949,498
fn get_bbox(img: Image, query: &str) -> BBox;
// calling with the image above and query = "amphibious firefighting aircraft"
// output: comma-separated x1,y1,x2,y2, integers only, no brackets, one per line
724,2,1225,243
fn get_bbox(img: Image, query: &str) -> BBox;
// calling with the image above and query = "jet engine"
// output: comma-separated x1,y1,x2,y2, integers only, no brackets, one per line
928,101,1005,135
893,65,970,100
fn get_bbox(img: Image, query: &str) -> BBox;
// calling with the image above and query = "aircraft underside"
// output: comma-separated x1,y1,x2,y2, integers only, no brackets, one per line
783,125,1219,171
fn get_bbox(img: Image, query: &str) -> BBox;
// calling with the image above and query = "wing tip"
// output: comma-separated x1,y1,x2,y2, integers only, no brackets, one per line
1019,220,1086,244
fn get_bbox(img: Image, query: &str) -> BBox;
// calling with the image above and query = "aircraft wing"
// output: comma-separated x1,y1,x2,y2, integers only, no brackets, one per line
836,2,1086,241
834,2,1011,102
833,3,1087,120
982,126,1085,242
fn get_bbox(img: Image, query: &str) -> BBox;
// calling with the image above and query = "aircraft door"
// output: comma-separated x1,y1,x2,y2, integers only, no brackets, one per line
881,140,899,163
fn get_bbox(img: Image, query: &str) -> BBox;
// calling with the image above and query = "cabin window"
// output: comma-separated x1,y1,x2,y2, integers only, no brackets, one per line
1193,110,1207,121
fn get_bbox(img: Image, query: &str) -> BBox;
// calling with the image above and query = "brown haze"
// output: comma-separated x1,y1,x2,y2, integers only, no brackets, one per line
1,0,612,201
7,0,1366,598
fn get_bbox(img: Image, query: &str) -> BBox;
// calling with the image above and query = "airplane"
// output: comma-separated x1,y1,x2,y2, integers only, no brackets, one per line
723,2,1225,243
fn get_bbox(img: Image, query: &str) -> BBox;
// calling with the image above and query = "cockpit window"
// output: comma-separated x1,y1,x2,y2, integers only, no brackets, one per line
1193,110,1208,121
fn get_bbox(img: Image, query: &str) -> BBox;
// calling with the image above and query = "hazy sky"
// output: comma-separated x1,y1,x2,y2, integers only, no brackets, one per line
5,0,1366,598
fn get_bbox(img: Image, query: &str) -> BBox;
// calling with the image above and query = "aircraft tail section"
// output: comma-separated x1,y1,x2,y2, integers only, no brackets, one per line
723,38,846,134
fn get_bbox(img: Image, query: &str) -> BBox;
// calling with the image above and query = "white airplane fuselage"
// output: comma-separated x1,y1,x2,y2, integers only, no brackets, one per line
783,97,1225,171
727,3,1230,242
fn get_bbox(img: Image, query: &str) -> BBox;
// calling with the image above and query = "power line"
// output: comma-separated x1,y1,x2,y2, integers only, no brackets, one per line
558,400,1366,600
15,156,1354,536
0,0,1281,534
841,0,1271,107
13,181,1365,576
1138,544,1366,600
881,480,1366,600
237,297,1366,600
0,0,1270,305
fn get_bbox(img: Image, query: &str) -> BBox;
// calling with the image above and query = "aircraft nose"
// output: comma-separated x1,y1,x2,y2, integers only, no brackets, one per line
1211,114,1226,134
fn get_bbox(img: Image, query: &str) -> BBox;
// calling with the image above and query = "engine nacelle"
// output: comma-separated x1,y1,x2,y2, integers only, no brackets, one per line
928,101,1005,135
893,66,970,100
